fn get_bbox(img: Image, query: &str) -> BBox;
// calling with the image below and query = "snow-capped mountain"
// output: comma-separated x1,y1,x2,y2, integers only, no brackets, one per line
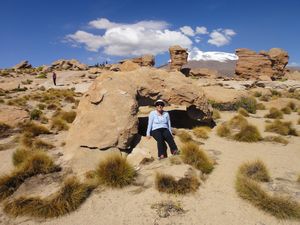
188,47,238,62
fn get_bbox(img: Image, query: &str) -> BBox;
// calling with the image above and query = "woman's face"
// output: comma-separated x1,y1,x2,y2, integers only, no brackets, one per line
156,104,164,112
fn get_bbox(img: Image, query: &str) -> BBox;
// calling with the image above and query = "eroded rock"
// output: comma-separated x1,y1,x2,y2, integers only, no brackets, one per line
235,48,289,80
169,45,188,71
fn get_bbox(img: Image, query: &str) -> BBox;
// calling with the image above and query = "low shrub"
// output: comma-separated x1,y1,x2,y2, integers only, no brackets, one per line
155,173,200,194
264,107,283,119
192,127,210,139
259,95,271,102
37,103,46,110
281,106,292,114
51,118,69,131
151,200,185,218
238,160,270,182
3,177,96,218
263,136,289,145
236,175,300,219
96,154,136,188
253,91,262,97
228,115,248,130
238,108,249,117
256,103,266,110
0,151,60,201
235,97,257,114
30,109,43,120
270,89,282,97
265,120,298,136
53,110,76,123
216,123,231,137
212,109,221,120
0,122,12,138
20,122,51,136
180,142,213,174
177,131,193,143
287,101,297,111
233,124,262,142
36,73,47,79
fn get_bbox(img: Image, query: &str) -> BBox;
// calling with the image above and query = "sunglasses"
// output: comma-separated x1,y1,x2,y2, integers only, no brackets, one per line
156,103,164,107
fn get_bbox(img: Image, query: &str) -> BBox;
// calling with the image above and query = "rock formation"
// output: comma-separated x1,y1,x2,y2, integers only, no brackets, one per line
0,105,29,127
120,54,155,67
235,48,289,80
189,68,218,78
51,59,88,71
169,45,188,71
64,67,212,174
13,60,32,70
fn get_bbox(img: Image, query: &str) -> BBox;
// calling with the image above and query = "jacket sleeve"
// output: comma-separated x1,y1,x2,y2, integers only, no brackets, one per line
146,112,154,136
167,112,172,134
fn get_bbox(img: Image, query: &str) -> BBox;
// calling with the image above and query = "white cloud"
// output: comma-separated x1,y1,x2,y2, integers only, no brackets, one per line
195,37,201,43
195,26,208,34
180,26,195,36
67,18,192,56
188,47,238,62
66,31,104,52
208,28,236,47
89,18,169,30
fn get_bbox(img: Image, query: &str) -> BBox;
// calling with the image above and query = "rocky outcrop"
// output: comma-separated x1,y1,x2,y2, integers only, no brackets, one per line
0,105,29,127
235,48,289,80
169,45,188,71
64,67,212,174
13,60,32,70
51,59,88,71
190,68,218,78
120,54,155,67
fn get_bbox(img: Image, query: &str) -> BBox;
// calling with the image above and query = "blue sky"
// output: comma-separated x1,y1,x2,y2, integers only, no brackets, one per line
0,0,299,68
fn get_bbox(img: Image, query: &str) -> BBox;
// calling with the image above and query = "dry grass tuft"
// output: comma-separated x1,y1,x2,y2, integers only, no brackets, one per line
180,142,213,174
233,124,262,142
51,118,69,131
53,110,77,123
287,101,297,111
96,153,136,188
177,130,193,143
236,175,300,219
12,148,32,166
263,136,289,145
238,108,249,117
265,120,298,136
297,175,300,183
155,173,200,194
238,160,270,182
264,107,283,119
20,122,51,136
3,177,96,218
0,151,60,201
212,109,221,120
256,103,266,110
192,127,210,139
281,106,292,114
169,156,182,165
0,122,12,138
216,123,231,137
32,139,55,150
228,115,248,129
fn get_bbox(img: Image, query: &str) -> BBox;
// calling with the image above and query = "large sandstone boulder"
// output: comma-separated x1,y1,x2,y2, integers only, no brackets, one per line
51,59,89,71
64,67,212,174
235,48,289,80
13,60,32,70
169,45,188,71
0,105,29,127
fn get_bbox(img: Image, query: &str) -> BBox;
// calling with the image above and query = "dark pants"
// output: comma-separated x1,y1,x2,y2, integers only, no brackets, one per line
53,78,56,86
150,128,178,157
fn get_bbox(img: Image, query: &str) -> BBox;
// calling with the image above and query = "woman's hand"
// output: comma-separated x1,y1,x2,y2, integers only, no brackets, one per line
146,136,151,140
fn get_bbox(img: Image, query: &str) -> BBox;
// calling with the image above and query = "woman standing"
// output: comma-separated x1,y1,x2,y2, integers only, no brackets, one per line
146,100,178,159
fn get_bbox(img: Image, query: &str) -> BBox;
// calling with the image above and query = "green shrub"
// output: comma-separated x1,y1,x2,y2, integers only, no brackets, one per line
235,97,257,114
30,109,43,120
180,142,213,174
36,73,47,79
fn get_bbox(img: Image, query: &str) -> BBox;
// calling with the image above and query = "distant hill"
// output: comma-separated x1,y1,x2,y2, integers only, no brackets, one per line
160,60,237,77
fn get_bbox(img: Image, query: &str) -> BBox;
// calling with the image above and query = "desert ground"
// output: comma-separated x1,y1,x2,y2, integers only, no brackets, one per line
0,66,300,225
